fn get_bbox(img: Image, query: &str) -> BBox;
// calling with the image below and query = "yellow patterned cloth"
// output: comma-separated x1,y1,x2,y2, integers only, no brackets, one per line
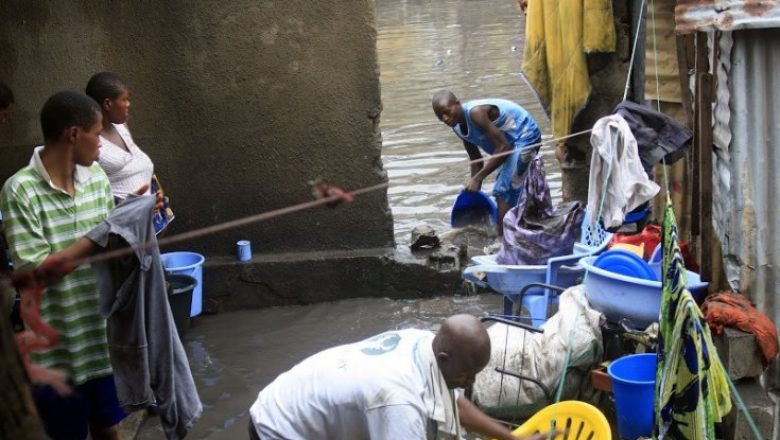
522,0,616,139
655,196,731,439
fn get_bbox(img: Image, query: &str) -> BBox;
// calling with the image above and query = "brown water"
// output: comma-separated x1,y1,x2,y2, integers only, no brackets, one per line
378,0,558,246
137,1,558,437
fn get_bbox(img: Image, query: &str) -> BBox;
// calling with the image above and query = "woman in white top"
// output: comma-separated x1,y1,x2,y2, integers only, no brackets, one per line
86,72,154,201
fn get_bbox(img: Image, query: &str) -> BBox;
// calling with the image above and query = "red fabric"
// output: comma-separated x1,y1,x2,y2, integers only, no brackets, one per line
610,224,699,272
611,224,662,259
701,291,780,364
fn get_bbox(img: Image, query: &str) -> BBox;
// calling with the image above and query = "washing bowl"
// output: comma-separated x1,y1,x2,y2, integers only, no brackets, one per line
579,256,709,329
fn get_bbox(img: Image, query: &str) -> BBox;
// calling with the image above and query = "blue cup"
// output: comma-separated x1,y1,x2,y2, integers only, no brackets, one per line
237,240,252,261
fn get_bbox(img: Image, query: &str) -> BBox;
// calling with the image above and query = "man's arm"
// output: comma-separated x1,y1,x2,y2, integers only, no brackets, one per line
465,106,513,192
458,396,557,440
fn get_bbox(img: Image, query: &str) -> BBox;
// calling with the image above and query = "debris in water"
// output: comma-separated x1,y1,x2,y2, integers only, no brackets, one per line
410,225,441,250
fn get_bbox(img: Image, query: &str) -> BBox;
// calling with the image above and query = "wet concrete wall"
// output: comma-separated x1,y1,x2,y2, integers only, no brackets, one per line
0,1,394,256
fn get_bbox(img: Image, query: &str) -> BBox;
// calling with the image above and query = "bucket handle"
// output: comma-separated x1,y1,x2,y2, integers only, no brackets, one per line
164,267,198,278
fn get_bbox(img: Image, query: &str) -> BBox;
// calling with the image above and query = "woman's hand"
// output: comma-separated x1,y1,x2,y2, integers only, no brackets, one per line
131,184,164,212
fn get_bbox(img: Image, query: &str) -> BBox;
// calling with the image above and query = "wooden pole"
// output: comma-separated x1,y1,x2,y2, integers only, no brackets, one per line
696,72,714,282
675,34,695,129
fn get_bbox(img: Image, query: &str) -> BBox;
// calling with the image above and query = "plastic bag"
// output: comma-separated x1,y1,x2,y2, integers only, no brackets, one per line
497,155,584,265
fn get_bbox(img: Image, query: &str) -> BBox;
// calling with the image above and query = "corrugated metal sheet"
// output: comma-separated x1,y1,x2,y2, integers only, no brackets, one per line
717,28,780,331
711,31,733,289
675,0,780,33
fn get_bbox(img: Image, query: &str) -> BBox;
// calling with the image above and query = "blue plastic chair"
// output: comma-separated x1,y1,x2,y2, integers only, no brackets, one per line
463,212,611,328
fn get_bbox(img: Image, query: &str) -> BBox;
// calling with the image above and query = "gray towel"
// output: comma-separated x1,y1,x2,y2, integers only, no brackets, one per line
88,195,202,440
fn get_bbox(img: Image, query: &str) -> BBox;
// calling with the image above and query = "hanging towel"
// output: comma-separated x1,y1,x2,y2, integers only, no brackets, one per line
588,114,660,229
654,196,731,440
87,195,202,440
522,0,616,139
613,100,693,175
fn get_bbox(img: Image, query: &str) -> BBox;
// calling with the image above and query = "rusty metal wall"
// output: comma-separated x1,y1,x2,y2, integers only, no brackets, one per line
675,0,780,33
718,28,780,329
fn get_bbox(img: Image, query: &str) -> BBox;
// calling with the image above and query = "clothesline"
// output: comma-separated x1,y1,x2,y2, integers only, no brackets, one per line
74,128,594,268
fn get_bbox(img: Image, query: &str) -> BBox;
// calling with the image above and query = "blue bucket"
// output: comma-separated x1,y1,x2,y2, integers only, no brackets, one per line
450,190,498,227
608,353,657,439
161,252,204,317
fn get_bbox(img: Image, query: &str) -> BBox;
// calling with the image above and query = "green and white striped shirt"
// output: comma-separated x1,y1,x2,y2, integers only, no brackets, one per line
1,146,114,385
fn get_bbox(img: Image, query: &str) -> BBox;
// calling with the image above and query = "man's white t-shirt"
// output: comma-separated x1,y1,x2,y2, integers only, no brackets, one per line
249,329,458,440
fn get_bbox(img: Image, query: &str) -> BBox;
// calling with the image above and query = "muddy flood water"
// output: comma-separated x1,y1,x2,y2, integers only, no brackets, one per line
138,0,557,437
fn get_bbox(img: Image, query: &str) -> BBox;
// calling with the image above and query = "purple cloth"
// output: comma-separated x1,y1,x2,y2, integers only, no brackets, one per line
496,156,585,265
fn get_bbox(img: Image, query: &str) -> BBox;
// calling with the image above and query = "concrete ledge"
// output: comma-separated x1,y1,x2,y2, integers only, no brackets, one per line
200,247,464,312
713,327,765,380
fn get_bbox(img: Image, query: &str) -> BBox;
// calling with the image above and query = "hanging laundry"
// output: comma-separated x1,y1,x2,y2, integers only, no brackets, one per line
497,155,584,265
522,0,616,140
654,197,731,440
702,291,780,364
613,100,693,175
87,196,202,440
588,115,660,229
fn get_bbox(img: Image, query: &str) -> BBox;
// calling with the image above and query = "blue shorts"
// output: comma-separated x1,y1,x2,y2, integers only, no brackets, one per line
492,134,542,206
32,374,127,440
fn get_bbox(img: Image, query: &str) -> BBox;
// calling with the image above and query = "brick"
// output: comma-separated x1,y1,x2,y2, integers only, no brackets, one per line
713,327,765,380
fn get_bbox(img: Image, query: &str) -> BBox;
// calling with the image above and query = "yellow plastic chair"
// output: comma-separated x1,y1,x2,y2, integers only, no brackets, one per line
511,400,611,440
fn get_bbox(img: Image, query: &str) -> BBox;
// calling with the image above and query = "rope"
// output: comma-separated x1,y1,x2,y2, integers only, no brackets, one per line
649,0,671,192
76,182,389,267
464,129,593,167
723,361,766,440
548,0,653,406
623,0,649,101
646,3,760,437
65,128,594,269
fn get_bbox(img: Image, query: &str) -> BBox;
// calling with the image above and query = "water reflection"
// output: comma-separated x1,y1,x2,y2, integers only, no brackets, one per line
378,0,559,246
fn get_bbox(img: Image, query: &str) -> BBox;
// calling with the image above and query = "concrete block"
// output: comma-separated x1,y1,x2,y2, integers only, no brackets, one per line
713,327,765,380
721,379,774,440
203,248,464,311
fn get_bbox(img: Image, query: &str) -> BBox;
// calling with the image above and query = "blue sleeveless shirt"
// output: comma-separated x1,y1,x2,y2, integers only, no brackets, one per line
452,99,540,153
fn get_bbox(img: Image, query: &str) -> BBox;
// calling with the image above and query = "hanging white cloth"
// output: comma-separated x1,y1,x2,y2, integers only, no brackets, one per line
588,114,660,229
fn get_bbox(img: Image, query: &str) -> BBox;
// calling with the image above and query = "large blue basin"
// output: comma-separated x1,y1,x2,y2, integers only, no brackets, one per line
579,256,709,329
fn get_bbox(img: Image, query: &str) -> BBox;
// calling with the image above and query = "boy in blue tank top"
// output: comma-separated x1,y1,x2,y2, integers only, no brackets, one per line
432,90,541,234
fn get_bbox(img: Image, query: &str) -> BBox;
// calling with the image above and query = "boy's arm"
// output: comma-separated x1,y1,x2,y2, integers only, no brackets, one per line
47,237,97,264
1,185,50,271
464,141,484,179
466,106,513,191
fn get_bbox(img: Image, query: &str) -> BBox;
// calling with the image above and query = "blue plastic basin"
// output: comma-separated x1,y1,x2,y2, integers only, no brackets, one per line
580,255,708,329
450,190,498,227
468,254,548,296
